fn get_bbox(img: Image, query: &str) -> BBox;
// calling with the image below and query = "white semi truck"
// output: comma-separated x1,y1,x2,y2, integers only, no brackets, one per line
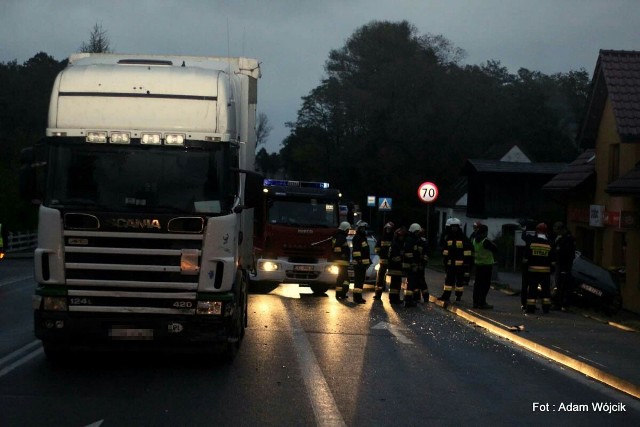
20,53,262,360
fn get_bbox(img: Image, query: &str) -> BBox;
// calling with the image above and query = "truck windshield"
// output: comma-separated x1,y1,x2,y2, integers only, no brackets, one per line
267,197,338,227
46,143,229,214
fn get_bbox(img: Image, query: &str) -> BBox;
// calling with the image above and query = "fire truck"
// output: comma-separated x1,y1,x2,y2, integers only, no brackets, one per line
251,179,342,294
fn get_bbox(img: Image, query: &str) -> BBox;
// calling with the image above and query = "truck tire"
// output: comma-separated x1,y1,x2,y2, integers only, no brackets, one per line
224,272,247,362
42,341,69,363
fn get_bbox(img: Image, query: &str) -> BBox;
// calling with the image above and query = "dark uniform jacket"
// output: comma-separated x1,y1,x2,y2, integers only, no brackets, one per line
331,230,350,266
375,230,393,265
351,231,371,266
554,232,575,272
524,235,555,274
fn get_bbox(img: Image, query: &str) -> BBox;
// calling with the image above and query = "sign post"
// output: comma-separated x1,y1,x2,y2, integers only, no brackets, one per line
378,197,392,228
417,182,439,246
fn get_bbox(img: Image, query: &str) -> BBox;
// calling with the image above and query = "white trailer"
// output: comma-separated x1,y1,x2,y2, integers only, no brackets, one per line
22,53,262,360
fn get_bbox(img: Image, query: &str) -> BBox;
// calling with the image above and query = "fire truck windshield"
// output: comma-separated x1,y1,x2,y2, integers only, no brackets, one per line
46,142,230,214
267,197,338,227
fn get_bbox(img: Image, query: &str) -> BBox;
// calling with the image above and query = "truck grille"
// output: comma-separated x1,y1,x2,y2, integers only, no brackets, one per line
64,230,203,292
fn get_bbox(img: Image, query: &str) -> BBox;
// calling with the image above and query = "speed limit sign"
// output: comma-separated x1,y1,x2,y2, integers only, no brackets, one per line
418,182,438,204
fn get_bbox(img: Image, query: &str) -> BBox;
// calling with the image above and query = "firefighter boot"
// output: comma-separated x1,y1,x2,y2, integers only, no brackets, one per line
438,290,451,302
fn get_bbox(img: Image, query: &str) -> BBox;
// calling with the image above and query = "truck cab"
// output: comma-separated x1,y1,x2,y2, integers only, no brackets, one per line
252,180,341,294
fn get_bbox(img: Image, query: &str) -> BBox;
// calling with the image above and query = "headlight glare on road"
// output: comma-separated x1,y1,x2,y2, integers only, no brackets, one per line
43,296,68,311
197,301,222,315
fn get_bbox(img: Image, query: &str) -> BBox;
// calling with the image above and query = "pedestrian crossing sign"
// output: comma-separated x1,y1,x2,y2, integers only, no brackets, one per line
378,197,392,211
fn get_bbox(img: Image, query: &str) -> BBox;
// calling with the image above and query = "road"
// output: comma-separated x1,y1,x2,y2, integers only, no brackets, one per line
1,258,639,426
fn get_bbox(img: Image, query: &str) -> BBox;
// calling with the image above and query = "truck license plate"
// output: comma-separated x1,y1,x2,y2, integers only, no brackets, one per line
109,326,154,341
293,265,315,272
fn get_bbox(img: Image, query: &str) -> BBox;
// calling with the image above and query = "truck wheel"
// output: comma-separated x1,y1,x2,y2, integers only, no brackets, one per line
42,342,69,363
224,280,247,362
310,284,330,295
224,310,243,362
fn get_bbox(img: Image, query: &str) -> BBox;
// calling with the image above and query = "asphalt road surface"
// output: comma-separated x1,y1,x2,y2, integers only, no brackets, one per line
1,258,639,426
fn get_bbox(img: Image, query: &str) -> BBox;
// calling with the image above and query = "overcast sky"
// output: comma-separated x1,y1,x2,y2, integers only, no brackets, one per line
2,0,639,153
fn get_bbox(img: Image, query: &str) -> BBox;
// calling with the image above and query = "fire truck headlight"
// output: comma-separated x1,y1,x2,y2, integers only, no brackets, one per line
258,261,280,272
326,264,339,275
197,301,223,315
43,297,68,311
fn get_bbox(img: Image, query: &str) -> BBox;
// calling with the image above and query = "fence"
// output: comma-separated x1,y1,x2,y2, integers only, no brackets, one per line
6,230,38,253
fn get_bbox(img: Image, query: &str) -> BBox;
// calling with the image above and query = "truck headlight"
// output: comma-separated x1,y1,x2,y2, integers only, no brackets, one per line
197,301,223,315
141,133,162,145
43,297,68,311
86,131,107,143
165,133,185,146
258,261,280,272
110,131,131,144
326,264,339,275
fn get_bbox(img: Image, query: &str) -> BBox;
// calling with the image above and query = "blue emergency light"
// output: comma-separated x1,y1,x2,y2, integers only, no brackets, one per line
263,179,330,189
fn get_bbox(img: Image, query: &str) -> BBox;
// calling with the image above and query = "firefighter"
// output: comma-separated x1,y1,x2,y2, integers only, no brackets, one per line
438,218,472,303
402,223,420,307
351,220,371,304
553,221,575,310
374,222,394,300
415,226,430,302
387,227,407,304
523,223,556,314
404,223,429,306
332,221,351,300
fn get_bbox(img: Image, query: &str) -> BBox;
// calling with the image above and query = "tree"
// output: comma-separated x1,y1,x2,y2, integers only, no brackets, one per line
79,22,112,53
282,20,587,219
256,112,273,146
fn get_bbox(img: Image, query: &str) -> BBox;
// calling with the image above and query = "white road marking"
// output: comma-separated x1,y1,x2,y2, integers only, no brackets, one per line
284,307,346,427
0,275,33,288
371,321,413,344
0,344,43,379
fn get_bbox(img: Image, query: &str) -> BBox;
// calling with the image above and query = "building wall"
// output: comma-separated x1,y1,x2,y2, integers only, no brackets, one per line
594,100,640,313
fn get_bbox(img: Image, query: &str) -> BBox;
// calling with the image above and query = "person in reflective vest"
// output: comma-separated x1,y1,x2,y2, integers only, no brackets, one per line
438,218,472,303
332,221,351,300
471,223,497,309
351,220,371,304
374,222,394,300
387,227,407,304
523,223,556,314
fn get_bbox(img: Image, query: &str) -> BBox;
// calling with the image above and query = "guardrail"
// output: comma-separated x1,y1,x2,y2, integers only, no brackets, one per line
6,231,38,253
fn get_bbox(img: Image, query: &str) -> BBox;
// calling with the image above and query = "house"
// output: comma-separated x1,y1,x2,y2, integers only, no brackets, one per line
554,50,640,313
435,145,566,240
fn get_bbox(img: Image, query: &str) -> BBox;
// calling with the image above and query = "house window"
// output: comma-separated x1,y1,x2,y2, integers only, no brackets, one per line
608,143,620,182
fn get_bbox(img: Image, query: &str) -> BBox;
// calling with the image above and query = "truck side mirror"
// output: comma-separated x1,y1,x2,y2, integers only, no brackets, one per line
231,169,264,213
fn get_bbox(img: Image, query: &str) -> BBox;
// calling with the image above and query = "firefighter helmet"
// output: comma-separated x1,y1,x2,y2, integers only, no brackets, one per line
536,223,548,234
339,221,351,231
409,223,422,233
356,220,368,229
446,218,461,227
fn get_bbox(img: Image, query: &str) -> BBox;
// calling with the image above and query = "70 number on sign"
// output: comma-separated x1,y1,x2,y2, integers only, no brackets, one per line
418,182,438,204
